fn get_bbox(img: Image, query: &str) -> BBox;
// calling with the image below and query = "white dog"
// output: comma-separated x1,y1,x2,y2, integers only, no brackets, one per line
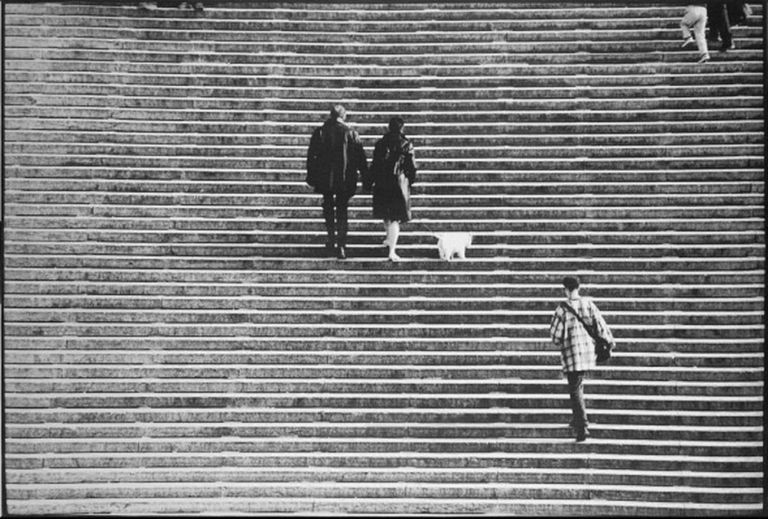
435,232,472,261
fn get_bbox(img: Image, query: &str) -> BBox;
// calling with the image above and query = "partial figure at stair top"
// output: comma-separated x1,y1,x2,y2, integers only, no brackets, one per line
138,1,204,11
363,117,417,262
549,276,616,443
707,0,751,52
681,3,711,63
306,104,369,260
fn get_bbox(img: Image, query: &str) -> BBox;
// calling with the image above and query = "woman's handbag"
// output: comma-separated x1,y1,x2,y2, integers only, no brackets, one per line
561,302,614,363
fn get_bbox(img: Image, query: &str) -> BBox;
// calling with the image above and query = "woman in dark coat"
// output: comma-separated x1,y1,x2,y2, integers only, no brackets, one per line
364,117,417,261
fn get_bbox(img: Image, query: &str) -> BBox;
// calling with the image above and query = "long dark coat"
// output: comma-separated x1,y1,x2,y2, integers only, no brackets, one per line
364,131,417,223
306,119,368,196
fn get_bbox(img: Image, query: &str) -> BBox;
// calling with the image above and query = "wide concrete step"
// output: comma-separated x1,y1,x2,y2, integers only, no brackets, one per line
6,105,764,125
5,120,766,138
7,80,765,101
7,157,763,173
5,39,766,58
6,324,761,341
4,337,763,354
5,71,765,94
5,484,761,505
4,243,764,260
4,353,763,371
4,294,763,313
4,498,762,517
7,131,766,147
7,204,764,220
6,191,765,206
4,12,763,33
6,256,764,275
6,444,757,470
1,438,761,465
7,178,764,193
4,465,763,488
4,88,764,113
6,216,765,232
6,266,763,284
5,228,764,246
7,352,762,372
6,407,763,427
5,377,763,397
5,3,761,17
5,216,765,233
4,303,765,324
6,51,765,69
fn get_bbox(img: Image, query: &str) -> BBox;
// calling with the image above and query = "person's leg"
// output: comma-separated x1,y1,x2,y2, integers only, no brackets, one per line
692,7,710,61
321,194,335,255
718,2,733,49
382,220,391,246
681,8,695,41
567,371,589,440
335,193,351,259
387,221,400,261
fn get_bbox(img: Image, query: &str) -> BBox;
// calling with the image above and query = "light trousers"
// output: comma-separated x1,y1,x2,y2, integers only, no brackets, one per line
681,5,709,56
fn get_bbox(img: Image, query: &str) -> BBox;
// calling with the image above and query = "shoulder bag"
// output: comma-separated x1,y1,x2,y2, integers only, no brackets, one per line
560,302,614,364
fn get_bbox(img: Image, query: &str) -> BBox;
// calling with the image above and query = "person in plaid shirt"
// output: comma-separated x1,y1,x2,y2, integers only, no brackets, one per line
549,276,614,442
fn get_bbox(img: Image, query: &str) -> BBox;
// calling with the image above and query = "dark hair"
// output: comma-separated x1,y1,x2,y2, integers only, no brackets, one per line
562,276,580,291
330,104,346,120
388,116,404,134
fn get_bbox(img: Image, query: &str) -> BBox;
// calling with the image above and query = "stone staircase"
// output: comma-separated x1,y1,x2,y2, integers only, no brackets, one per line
3,1,764,515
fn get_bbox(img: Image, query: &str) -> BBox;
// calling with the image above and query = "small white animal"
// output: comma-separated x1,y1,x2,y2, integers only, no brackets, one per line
435,232,472,261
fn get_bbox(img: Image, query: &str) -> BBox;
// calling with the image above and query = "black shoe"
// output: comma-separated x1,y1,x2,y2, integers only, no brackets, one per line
575,428,590,443
324,241,335,257
720,42,734,52
336,246,347,260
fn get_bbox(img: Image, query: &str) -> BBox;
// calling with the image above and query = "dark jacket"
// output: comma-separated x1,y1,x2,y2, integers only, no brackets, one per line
707,0,749,28
726,0,750,26
364,131,417,222
306,118,368,196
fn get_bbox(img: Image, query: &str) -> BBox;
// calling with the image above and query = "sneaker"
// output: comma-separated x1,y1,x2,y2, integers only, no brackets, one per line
138,1,157,10
681,37,695,48
193,1,204,11
720,42,734,52
336,246,347,260
697,53,710,63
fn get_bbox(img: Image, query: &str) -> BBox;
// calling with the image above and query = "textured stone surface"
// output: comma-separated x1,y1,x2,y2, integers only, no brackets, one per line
2,0,764,515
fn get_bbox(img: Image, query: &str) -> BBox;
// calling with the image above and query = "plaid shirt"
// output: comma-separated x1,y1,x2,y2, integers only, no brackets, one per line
549,297,614,374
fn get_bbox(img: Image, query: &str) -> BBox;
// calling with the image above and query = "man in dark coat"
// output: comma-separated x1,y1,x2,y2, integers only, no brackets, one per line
306,105,368,259
707,0,748,51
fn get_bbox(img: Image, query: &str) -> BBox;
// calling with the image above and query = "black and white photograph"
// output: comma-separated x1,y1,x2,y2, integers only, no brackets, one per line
1,0,765,515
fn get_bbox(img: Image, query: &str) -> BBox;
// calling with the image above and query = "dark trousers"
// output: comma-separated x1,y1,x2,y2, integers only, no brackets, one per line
709,2,732,46
322,193,352,246
567,371,589,430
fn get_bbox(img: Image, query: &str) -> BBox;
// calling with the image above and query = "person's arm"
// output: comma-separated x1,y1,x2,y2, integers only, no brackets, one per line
403,140,417,186
352,132,368,178
306,129,321,187
589,299,615,344
363,140,379,192
549,306,565,347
